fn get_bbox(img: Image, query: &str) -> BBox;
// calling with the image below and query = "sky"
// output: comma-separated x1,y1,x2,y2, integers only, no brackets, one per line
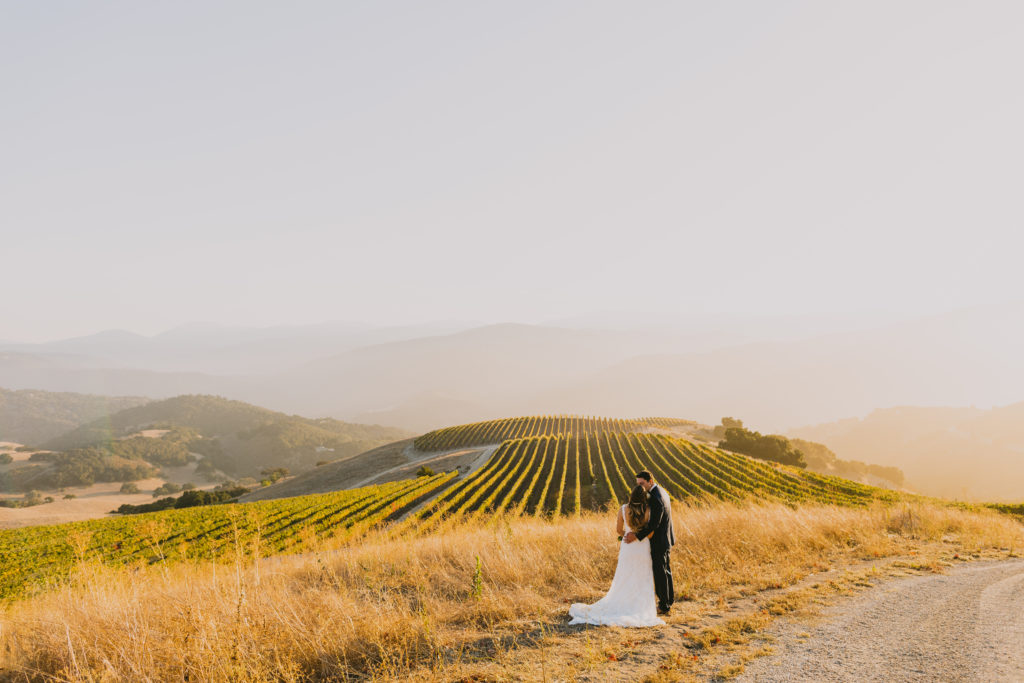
3,1,1022,342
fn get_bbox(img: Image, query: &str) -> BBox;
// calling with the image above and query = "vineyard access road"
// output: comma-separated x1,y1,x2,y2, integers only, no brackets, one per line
347,442,499,490
736,558,1024,682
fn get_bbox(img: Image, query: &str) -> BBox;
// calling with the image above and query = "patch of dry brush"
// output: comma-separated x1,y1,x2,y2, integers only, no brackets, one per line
1,500,1021,681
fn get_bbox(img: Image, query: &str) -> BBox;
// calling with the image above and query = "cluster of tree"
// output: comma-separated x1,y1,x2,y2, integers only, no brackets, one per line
153,481,187,497
106,433,194,466
23,449,157,489
0,463,49,492
0,490,55,508
259,467,289,486
717,420,807,468
714,418,905,487
113,485,250,515
0,453,12,464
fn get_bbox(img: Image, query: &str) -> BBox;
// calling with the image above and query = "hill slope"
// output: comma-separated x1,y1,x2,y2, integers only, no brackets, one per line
39,395,412,479
0,473,455,600
0,387,150,445
406,431,893,533
791,402,1024,501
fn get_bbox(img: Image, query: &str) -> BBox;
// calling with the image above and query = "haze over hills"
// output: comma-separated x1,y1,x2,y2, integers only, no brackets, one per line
0,320,480,375
791,402,1024,502
1,304,1022,441
0,387,150,444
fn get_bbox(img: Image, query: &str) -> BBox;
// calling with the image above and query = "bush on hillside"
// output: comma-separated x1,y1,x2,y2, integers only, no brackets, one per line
0,453,12,465
260,467,289,485
153,482,182,497
416,465,436,477
120,482,140,494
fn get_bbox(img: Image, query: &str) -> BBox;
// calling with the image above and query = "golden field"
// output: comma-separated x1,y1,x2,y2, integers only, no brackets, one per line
1,499,1021,682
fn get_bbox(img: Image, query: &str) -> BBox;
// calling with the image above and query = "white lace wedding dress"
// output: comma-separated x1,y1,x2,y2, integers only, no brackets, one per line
568,505,665,627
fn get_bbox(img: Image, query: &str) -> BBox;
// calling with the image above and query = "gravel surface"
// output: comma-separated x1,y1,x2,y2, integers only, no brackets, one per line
737,558,1024,682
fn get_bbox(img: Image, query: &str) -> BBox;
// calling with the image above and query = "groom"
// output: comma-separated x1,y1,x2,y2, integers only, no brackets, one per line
624,470,675,615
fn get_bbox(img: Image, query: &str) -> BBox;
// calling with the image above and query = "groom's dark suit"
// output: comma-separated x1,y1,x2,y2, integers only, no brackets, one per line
633,484,675,611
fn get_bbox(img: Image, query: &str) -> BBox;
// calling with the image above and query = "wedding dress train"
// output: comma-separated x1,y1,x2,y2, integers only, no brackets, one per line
568,505,665,627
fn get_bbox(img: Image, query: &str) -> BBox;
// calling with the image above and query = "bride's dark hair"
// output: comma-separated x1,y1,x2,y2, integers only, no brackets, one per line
625,484,648,531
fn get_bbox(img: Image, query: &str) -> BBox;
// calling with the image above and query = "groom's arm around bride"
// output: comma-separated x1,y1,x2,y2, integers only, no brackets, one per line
624,483,666,545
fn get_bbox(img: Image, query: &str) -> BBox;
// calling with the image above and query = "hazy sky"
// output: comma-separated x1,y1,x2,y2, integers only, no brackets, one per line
3,2,1022,342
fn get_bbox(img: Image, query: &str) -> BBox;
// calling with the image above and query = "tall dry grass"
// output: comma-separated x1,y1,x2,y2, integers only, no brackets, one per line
1,500,1021,682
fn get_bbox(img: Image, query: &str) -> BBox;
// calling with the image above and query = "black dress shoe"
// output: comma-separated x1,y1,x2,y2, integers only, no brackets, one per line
657,606,671,616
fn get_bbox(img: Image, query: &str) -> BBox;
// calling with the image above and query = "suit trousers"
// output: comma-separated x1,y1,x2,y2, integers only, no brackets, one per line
651,545,674,609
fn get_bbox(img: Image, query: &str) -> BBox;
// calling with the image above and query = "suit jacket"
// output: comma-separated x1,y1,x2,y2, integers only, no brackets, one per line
634,484,675,551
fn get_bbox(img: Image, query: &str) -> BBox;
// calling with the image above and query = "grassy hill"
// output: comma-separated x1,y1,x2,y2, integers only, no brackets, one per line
38,394,412,479
0,387,150,445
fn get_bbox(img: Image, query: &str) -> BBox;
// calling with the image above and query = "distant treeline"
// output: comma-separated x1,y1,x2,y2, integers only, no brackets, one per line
113,485,251,515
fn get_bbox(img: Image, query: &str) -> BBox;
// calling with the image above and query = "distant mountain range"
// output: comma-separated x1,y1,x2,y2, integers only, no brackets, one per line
2,305,1022,439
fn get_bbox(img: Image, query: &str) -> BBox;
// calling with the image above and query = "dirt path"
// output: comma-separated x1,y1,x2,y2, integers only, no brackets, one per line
347,443,499,490
737,558,1024,682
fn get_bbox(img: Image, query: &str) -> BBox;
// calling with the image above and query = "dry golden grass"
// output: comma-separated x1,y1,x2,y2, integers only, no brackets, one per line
1,500,1021,682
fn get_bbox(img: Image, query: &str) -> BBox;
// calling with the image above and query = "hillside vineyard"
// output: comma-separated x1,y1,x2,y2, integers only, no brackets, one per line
0,474,454,600
406,430,892,534
0,415,895,602
413,415,696,451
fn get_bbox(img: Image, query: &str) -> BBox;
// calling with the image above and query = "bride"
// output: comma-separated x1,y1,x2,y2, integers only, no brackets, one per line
568,485,665,627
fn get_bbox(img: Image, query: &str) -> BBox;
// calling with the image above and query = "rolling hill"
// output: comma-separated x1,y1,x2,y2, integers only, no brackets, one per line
402,419,894,534
38,394,412,480
0,386,151,445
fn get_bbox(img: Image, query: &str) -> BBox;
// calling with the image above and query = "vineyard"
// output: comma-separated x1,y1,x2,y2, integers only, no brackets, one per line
0,413,901,603
0,473,454,600
405,432,896,533
413,415,696,451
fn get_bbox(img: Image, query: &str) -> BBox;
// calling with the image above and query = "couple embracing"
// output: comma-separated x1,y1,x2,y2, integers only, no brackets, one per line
569,471,675,627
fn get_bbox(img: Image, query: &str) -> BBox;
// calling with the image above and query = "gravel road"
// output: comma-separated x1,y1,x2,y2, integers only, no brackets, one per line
737,558,1024,682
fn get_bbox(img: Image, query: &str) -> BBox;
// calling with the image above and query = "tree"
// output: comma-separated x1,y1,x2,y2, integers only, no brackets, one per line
120,482,140,494
416,465,435,477
153,482,182,497
259,467,289,485
721,417,744,430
